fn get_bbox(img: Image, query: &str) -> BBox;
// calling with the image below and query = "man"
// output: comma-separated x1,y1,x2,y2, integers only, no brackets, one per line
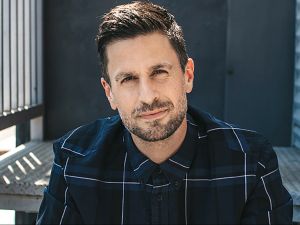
37,1,293,224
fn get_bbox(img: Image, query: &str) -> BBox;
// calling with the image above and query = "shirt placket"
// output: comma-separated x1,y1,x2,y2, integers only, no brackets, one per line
150,168,169,225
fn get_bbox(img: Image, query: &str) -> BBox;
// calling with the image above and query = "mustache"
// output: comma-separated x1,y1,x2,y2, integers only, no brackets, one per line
133,100,174,116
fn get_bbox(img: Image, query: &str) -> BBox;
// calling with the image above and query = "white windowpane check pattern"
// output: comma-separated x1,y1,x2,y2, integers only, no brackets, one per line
36,112,293,224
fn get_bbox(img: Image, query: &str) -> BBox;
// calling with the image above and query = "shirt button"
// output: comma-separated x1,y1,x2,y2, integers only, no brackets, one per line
157,169,162,174
157,194,163,201
174,181,181,189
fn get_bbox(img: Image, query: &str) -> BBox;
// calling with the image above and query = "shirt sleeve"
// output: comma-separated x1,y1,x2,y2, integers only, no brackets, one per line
240,138,293,225
36,141,83,224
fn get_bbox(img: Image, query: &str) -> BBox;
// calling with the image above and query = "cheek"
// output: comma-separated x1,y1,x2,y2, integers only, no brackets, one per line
114,90,138,110
166,80,186,99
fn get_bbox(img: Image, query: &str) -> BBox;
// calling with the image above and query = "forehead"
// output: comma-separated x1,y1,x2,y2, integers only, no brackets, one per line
106,32,180,78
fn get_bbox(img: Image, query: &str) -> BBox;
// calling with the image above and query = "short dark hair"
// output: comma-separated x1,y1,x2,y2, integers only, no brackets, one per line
96,1,188,84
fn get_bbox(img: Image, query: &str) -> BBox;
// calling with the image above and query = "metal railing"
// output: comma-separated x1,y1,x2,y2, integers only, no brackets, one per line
0,0,43,130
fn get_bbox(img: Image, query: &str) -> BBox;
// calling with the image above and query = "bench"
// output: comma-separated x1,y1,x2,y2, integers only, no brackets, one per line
0,141,53,212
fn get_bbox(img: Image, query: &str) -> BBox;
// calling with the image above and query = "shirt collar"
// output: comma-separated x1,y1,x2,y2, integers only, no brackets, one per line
125,114,198,185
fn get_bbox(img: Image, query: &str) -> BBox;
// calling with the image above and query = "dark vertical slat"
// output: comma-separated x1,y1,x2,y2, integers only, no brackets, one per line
34,0,38,105
15,212,36,225
22,0,25,108
8,0,11,112
16,121,30,146
29,0,32,106
16,0,18,109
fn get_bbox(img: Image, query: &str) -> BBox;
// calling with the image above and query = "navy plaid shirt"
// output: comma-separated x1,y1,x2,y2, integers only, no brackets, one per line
36,106,293,224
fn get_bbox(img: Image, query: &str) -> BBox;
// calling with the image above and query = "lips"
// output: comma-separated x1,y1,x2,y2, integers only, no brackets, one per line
138,108,169,120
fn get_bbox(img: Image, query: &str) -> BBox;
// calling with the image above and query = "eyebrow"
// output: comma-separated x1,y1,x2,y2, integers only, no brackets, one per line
114,62,173,82
150,63,173,71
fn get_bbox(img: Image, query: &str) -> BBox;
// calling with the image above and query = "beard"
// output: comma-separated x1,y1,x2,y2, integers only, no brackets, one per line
120,94,187,142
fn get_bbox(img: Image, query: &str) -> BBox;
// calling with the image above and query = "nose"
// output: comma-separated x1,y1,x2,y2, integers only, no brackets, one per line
138,79,159,105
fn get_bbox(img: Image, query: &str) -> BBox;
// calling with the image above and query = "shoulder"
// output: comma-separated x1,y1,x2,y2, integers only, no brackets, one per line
188,105,277,168
52,115,123,158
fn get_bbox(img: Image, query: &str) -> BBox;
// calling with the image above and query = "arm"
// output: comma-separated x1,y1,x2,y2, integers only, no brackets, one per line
241,139,293,224
36,141,83,224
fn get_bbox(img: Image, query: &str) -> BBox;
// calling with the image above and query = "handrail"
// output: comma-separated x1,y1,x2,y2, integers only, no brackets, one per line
0,104,43,130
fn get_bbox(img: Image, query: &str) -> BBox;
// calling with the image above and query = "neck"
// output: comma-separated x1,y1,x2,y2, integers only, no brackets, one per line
131,117,188,164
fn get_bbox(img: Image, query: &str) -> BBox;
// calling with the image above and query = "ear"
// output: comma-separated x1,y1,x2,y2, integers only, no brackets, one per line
184,58,194,93
101,77,117,110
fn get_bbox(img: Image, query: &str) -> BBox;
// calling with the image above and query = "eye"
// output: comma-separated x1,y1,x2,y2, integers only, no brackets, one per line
121,76,137,84
152,69,168,76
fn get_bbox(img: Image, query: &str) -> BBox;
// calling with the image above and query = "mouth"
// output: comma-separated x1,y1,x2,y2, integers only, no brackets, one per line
138,108,169,120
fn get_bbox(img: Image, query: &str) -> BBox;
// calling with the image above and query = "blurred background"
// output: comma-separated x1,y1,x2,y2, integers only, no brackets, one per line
0,0,299,224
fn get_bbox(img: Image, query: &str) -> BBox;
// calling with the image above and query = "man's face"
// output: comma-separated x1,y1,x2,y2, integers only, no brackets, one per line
101,32,194,142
